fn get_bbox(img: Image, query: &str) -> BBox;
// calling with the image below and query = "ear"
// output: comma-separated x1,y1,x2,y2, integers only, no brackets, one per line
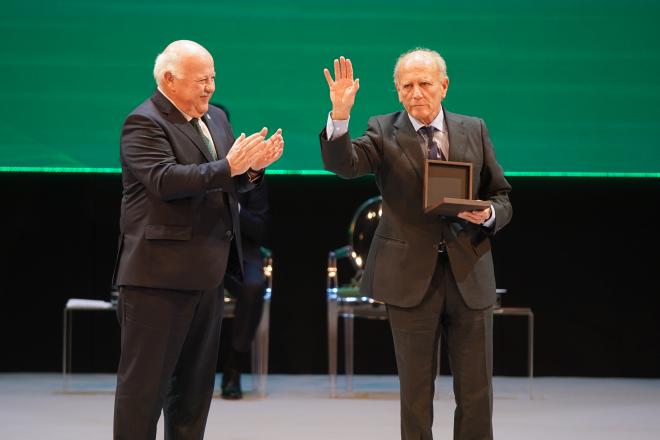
395,83,404,104
164,71,175,90
441,77,449,99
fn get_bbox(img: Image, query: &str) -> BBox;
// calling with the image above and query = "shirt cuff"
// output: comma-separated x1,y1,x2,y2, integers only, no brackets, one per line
246,168,264,183
482,205,496,228
326,112,349,140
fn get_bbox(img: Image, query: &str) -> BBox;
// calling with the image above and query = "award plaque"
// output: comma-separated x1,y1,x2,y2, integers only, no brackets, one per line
423,160,491,216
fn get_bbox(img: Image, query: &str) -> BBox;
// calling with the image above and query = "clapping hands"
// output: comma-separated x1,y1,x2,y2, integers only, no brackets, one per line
226,128,284,176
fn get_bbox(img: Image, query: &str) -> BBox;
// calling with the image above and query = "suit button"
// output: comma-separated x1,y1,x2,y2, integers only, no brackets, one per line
225,230,234,240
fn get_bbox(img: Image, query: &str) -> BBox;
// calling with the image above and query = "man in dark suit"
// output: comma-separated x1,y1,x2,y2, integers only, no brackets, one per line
320,49,512,440
113,40,283,439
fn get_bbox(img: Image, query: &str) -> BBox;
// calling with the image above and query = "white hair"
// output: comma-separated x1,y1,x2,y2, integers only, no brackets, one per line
393,48,447,85
153,40,211,85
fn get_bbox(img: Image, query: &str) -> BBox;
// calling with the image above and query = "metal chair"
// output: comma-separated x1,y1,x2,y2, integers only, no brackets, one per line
63,248,273,397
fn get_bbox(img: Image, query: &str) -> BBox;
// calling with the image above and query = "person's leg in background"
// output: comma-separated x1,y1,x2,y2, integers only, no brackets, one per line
221,256,265,399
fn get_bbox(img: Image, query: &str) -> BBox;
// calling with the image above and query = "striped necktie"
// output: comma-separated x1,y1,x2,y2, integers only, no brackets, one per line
419,125,446,161
190,118,218,160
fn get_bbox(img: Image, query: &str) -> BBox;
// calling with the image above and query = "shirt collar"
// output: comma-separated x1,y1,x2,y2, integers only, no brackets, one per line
407,107,445,133
157,86,195,122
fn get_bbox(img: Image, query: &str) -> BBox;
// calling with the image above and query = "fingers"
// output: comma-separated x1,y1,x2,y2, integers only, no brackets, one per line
228,132,265,167
259,127,268,137
266,128,283,144
323,68,334,87
252,128,284,170
457,208,489,224
456,212,477,223
231,131,259,149
330,56,353,81
227,132,265,176
242,133,266,155
345,58,353,80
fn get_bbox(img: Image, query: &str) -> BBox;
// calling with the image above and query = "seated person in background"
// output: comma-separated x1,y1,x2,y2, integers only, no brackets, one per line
213,103,270,400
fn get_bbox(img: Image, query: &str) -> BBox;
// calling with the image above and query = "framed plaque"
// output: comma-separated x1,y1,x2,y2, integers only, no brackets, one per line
423,160,491,216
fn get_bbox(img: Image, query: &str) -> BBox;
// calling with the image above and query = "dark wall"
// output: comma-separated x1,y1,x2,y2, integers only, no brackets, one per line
2,173,659,377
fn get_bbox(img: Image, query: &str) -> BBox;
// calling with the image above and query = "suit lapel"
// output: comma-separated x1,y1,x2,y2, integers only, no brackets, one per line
394,112,425,181
151,90,215,162
445,110,467,163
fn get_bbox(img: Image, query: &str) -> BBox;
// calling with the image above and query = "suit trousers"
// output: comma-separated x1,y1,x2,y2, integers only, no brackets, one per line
387,254,494,440
223,255,265,353
113,285,224,440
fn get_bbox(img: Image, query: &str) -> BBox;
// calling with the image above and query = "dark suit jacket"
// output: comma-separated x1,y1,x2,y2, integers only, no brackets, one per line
320,110,512,309
114,90,256,291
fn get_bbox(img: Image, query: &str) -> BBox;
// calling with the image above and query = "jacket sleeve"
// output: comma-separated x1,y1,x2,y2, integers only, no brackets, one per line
477,118,512,235
120,112,235,201
319,116,383,179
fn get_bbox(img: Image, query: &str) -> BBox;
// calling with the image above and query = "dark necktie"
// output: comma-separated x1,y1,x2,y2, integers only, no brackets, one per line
419,125,446,160
190,118,218,160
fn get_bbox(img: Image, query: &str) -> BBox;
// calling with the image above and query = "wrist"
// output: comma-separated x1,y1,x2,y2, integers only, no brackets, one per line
247,168,264,182
331,109,350,120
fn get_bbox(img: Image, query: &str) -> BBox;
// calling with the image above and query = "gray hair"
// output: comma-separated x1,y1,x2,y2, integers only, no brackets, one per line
153,40,211,85
393,48,447,84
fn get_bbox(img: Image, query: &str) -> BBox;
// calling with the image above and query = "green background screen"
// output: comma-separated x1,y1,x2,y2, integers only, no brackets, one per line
1,0,659,175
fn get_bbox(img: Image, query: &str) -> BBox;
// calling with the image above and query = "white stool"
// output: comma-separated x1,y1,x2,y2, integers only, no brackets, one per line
62,298,116,389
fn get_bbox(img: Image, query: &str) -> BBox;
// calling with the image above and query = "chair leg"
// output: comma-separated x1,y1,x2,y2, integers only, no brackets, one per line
251,299,270,398
259,300,270,397
343,314,354,392
327,299,338,397
62,307,74,391
528,310,534,399
62,308,67,377
62,308,69,383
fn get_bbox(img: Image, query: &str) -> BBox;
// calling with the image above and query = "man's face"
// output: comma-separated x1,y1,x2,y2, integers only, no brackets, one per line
395,56,448,125
165,53,215,118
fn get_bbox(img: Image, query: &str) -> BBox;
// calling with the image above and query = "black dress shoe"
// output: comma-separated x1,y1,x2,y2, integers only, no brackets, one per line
221,369,243,400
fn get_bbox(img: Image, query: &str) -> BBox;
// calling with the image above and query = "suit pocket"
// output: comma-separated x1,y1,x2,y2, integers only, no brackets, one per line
373,232,407,247
144,224,192,241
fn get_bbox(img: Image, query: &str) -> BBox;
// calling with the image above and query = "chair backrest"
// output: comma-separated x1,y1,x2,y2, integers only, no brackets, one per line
348,195,383,271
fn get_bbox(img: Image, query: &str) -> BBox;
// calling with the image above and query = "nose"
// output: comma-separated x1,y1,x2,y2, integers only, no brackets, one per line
205,79,215,94
412,85,422,99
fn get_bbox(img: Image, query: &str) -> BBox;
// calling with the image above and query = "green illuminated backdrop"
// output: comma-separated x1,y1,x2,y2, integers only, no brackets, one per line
1,0,659,175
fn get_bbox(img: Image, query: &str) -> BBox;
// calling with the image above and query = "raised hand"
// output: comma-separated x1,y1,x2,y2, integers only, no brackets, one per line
323,56,360,120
